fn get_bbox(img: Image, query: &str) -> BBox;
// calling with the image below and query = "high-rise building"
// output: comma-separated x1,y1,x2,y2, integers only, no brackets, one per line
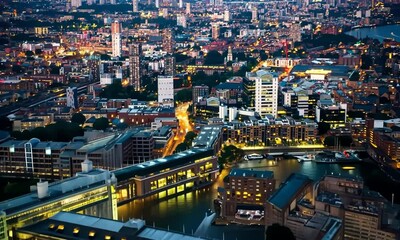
211,23,220,40
253,70,278,117
111,21,122,58
71,0,82,8
155,0,160,8
129,43,142,91
157,75,174,105
162,28,174,54
179,0,183,8
186,2,191,14
164,55,176,76
252,7,258,22
224,10,230,22
192,85,209,103
132,0,139,12
177,14,187,28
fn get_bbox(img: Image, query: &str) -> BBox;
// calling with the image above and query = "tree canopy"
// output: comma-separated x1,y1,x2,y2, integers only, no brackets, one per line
93,117,110,131
218,145,245,169
204,50,224,65
71,113,86,125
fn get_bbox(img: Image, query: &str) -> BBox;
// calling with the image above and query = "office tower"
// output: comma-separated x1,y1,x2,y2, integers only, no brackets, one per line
99,0,106,4
164,55,176,76
71,0,82,8
224,10,230,22
254,70,278,117
110,0,116,4
129,43,142,91
179,0,183,8
162,28,174,54
227,46,233,62
252,7,258,22
186,2,191,14
192,85,209,103
133,0,139,12
211,23,220,40
111,21,122,58
157,75,174,105
155,0,160,8
177,14,187,28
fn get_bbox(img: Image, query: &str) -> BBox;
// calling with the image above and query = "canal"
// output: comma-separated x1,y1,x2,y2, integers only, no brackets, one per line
118,158,400,240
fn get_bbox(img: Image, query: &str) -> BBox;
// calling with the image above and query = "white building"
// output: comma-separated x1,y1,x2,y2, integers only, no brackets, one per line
132,0,139,12
177,14,187,28
253,70,278,118
157,76,174,106
111,21,122,58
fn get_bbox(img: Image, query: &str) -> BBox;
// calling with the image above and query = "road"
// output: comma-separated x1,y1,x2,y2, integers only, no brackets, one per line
163,102,193,157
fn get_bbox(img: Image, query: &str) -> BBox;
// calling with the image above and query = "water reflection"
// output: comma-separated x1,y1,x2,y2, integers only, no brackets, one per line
118,159,397,240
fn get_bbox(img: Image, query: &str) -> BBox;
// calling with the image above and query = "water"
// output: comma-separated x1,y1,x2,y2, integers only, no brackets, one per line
118,159,400,240
346,24,400,42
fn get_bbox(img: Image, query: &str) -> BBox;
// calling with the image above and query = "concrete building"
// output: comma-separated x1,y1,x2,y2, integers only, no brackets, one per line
164,55,176,76
315,98,347,128
211,23,220,40
248,70,278,118
129,43,142,90
218,169,275,224
157,75,174,106
193,85,209,103
0,160,118,240
162,28,174,54
132,0,139,12
111,21,122,58
16,212,207,240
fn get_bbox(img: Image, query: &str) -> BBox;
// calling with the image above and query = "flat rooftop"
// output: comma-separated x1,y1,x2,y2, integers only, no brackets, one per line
192,126,222,149
113,148,214,181
229,168,274,179
19,212,208,240
0,169,110,215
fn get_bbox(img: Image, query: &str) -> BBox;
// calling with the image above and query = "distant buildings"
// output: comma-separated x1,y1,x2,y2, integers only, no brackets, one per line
132,0,139,12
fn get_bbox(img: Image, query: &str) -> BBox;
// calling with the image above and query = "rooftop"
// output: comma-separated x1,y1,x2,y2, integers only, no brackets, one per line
113,148,214,181
229,168,274,179
0,169,111,215
268,173,312,210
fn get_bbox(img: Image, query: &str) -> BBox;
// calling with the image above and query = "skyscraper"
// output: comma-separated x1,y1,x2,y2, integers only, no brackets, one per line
179,0,183,8
211,23,220,40
254,71,278,117
164,55,176,76
133,0,139,12
111,21,122,58
157,75,174,106
162,28,174,54
186,2,191,14
129,43,142,91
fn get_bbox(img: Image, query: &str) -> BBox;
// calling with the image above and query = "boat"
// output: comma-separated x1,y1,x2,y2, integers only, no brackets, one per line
244,153,265,161
296,154,315,163
314,150,362,164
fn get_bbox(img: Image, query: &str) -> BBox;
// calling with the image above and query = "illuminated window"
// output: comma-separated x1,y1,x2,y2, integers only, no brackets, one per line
57,225,64,232
73,227,79,235
89,231,96,237
48,224,55,230
105,235,111,240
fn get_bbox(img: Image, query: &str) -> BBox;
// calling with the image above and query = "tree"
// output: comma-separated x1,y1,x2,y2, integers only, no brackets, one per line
175,89,193,102
184,131,197,145
317,122,331,135
204,50,224,65
175,142,189,153
0,117,12,131
71,113,86,125
266,223,295,240
218,145,245,169
93,117,110,130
